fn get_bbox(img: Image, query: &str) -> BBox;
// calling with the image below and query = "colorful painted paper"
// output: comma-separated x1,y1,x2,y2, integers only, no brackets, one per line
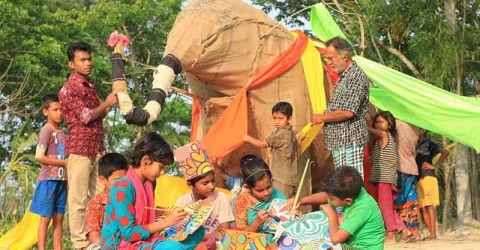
156,197,215,241
261,198,291,232
174,140,214,180
281,211,333,250
218,230,270,250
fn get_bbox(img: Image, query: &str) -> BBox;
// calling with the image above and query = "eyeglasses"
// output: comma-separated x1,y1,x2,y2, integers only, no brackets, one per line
323,54,341,62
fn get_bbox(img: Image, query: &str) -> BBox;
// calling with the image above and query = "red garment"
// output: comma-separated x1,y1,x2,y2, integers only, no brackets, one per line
59,72,105,159
85,189,108,237
377,183,405,232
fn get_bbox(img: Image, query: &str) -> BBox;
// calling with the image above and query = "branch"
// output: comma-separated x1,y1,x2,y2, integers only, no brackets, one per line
377,41,424,80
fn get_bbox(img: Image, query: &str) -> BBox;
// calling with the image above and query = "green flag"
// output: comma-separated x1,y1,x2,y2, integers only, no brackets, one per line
310,3,480,151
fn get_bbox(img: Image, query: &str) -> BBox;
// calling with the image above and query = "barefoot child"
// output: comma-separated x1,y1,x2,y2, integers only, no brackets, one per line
368,111,413,243
100,132,204,249
291,166,385,250
175,141,234,250
84,153,128,250
30,94,67,250
243,102,302,198
416,129,449,241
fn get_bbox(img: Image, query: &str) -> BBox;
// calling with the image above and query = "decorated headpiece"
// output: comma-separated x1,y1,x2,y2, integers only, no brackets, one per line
174,140,213,180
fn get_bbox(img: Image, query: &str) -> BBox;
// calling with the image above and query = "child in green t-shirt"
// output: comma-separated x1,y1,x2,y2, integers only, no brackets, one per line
291,166,385,250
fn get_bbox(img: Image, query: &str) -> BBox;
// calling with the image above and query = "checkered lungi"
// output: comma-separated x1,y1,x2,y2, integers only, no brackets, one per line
332,144,365,179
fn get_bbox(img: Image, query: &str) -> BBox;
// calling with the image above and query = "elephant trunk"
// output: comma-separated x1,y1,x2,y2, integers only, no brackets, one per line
121,54,182,126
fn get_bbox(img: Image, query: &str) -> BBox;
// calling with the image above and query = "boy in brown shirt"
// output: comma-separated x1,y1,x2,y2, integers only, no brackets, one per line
243,102,302,198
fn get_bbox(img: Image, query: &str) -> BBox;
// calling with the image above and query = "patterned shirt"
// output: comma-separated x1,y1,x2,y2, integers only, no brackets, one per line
324,62,369,150
266,125,298,186
59,72,105,159
396,120,420,176
101,178,161,249
85,189,108,238
370,133,397,185
35,124,66,181
415,137,441,178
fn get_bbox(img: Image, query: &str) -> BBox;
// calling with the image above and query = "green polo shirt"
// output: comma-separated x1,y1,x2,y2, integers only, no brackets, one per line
339,188,385,250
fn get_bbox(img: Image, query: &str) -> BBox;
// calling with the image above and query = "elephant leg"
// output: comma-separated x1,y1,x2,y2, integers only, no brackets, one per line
123,54,182,126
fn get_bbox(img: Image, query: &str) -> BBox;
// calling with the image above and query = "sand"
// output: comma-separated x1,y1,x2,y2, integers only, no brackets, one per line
385,227,480,250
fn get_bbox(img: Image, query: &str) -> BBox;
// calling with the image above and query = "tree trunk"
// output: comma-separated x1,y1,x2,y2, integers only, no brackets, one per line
470,149,480,220
455,144,471,224
442,137,454,232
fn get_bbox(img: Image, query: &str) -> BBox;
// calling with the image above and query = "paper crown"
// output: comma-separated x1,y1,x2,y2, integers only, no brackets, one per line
174,140,213,180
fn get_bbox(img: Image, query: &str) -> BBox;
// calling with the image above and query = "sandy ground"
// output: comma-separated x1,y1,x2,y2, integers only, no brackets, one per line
385,227,480,250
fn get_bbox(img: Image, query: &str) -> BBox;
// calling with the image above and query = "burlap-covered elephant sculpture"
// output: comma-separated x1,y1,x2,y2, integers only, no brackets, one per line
114,0,335,195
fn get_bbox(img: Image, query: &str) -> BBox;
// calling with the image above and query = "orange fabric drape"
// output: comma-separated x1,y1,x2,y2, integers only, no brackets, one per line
200,30,308,160
190,98,201,142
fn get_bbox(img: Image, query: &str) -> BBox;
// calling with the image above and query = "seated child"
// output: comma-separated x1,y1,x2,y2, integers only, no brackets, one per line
84,153,128,250
175,169,235,250
243,102,303,198
291,166,385,250
235,157,286,233
30,94,67,250
100,132,204,250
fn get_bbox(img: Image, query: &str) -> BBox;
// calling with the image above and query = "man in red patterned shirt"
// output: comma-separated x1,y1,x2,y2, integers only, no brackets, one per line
59,41,118,250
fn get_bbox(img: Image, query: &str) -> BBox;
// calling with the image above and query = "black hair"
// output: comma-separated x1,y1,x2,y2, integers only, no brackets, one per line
320,166,363,200
375,111,397,137
187,171,214,186
67,41,91,61
41,93,59,109
241,158,272,188
325,37,353,59
240,154,257,167
98,153,128,179
272,102,293,118
126,132,174,168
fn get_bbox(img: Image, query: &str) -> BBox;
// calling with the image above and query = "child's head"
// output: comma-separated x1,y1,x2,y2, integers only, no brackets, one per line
240,154,257,167
320,166,363,207
241,158,273,202
271,102,293,129
126,132,174,182
98,153,128,192
187,171,215,199
374,111,396,136
67,41,93,77
41,93,62,125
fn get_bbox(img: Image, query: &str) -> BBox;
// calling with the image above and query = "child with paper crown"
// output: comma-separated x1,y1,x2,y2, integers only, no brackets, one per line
175,140,235,250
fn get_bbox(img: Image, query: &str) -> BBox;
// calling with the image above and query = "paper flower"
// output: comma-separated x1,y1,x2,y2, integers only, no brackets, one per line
107,30,130,47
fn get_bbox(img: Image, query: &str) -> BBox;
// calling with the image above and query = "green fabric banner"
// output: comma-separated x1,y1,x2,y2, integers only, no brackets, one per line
310,3,480,151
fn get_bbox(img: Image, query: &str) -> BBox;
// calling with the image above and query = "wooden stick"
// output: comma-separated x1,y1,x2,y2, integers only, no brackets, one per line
291,159,311,218
172,87,198,100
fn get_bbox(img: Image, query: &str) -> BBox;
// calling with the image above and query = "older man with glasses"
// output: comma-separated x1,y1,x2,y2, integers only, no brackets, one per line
311,37,370,179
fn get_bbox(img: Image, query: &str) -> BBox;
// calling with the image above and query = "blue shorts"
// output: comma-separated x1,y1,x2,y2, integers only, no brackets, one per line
30,180,67,217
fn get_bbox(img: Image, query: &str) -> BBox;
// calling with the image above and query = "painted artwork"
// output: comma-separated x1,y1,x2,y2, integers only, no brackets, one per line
281,211,333,250
174,140,214,180
218,230,270,250
156,197,215,241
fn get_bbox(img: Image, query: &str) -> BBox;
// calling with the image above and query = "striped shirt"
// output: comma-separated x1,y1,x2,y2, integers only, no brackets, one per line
370,132,397,185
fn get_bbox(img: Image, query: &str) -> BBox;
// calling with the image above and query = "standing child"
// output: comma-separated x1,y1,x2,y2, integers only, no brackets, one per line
100,132,204,249
416,129,449,241
368,111,413,243
30,94,68,250
243,102,301,198
291,166,385,250
234,158,286,233
84,153,128,250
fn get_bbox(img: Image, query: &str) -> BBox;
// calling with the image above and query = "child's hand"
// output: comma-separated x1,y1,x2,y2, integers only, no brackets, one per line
286,198,302,211
297,132,306,142
255,210,269,223
164,210,187,228
242,134,250,142
422,162,435,170
320,204,335,215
